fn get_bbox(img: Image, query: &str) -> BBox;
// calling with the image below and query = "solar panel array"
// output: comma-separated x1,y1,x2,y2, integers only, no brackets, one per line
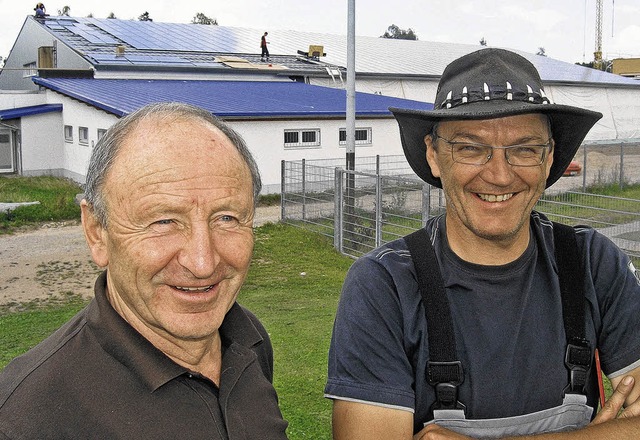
40,17,332,72
66,22,120,45
36,17,640,87
87,19,240,53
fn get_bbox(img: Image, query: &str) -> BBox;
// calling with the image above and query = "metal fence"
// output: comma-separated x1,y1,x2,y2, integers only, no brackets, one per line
281,155,640,261
559,142,640,193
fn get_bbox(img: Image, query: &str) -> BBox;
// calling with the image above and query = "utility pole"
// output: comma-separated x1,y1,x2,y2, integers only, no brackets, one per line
346,0,356,171
344,0,357,247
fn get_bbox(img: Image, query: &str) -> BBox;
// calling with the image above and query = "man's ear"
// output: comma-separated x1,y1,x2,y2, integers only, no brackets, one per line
80,200,109,268
425,135,441,178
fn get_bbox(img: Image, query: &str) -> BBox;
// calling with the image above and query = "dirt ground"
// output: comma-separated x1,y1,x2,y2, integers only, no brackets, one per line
0,205,281,309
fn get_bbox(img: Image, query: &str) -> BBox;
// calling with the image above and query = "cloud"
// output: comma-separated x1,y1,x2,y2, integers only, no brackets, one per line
608,24,640,57
498,5,566,32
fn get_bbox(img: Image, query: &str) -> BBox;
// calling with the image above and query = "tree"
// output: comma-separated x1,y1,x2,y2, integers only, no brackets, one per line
191,12,218,25
479,37,487,46
536,47,547,57
87,13,94,18
107,12,117,19
575,60,612,72
138,11,153,21
380,24,418,40
58,6,71,16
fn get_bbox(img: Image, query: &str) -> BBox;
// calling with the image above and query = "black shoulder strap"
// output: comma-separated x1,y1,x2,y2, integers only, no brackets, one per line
405,222,591,412
405,228,464,413
552,222,592,395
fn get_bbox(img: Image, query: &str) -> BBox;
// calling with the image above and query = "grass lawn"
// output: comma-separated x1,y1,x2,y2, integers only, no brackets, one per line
242,223,353,438
0,223,352,439
0,176,628,437
0,176,82,234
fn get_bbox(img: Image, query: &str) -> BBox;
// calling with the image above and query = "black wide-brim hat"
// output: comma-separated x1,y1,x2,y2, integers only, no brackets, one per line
390,48,603,188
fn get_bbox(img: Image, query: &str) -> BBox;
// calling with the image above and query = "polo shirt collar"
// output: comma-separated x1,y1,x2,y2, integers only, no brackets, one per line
86,271,264,392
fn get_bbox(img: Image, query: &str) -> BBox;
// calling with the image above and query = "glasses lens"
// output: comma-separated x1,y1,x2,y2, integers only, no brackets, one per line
438,134,549,167
506,145,547,166
451,143,491,165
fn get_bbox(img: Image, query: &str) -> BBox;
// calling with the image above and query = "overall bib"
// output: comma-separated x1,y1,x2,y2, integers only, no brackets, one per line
405,223,595,438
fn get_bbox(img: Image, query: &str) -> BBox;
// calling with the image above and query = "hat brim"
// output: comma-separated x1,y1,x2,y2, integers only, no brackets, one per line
390,101,602,188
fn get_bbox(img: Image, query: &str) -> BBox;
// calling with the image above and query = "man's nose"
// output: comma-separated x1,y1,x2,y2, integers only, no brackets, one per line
482,148,515,184
177,224,218,279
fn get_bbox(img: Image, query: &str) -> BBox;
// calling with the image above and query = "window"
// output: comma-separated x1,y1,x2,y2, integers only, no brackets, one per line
64,125,73,142
339,127,372,146
79,127,89,145
97,129,107,141
284,129,321,148
23,62,37,77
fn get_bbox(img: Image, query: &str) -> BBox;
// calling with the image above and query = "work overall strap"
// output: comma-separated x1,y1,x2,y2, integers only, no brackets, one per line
552,222,592,395
405,222,592,417
405,228,465,415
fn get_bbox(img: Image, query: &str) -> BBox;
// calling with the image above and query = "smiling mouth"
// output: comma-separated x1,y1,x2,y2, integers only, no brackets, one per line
173,285,215,293
477,193,514,202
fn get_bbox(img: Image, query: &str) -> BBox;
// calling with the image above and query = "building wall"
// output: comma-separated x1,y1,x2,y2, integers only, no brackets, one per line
0,17,92,91
19,111,64,177
7,89,404,193
50,93,118,183
0,90,46,109
612,58,640,77
232,117,402,193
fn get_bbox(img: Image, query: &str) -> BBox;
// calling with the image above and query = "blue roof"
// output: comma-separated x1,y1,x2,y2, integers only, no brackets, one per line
0,104,62,120
32,78,433,118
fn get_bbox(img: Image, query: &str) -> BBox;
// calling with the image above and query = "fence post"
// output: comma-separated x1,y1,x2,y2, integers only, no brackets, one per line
334,167,343,252
280,160,286,221
582,146,587,192
375,172,383,247
302,159,307,221
422,183,431,227
620,144,625,190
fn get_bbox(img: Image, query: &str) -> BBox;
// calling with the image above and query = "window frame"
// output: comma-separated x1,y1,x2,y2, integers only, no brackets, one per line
22,62,37,78
283,128,321,149
64,125,73,142
78,126,89,145
339,127,373,146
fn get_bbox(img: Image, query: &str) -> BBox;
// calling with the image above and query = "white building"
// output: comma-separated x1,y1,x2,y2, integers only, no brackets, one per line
1,15,639,192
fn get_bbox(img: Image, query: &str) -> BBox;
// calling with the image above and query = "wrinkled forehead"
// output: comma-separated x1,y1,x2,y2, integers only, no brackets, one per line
111,116,239,179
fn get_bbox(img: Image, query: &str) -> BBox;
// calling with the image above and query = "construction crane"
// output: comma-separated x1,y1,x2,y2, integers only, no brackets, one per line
594,0,603,69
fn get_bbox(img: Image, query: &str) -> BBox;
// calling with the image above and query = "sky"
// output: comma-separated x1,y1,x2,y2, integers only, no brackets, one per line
1,0,639,65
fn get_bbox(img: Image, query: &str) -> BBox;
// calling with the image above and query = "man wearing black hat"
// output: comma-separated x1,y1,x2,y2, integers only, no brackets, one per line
325,48,640,439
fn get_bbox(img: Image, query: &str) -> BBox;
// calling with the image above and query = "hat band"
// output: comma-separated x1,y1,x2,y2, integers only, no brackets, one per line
439,83,553,110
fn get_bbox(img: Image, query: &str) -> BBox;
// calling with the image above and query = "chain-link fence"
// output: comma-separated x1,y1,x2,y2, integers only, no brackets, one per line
281,155,640,261
556,142,640,194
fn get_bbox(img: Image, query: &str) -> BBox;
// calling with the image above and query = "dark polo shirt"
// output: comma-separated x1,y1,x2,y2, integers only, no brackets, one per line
0,271,288,439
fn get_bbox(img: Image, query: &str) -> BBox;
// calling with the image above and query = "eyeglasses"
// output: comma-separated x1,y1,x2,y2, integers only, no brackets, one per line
433,134,552,167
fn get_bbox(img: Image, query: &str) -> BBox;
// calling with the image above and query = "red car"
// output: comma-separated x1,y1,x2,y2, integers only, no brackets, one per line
563,160,582,176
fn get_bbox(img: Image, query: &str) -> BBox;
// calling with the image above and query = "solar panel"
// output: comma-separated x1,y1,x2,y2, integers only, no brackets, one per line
89,19,235,52
67,23,120,45
86,53,132,64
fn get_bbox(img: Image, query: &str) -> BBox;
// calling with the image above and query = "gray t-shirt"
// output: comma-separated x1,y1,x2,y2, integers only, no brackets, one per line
325,212,640,434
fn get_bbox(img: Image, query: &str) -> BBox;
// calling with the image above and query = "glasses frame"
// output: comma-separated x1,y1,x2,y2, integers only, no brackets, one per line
432,133,553,167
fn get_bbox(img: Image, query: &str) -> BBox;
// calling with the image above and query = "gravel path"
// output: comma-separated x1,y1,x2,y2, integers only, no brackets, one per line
0,205,281,308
